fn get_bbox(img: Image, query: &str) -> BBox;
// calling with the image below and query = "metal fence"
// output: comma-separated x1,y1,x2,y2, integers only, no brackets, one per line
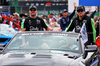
0,6,10,12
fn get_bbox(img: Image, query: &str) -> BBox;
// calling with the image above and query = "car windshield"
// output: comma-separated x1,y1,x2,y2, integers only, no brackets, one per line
5,32,80,53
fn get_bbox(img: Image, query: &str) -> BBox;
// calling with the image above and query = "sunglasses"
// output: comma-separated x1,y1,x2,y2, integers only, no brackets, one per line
30,8,36,11
77,9,84,12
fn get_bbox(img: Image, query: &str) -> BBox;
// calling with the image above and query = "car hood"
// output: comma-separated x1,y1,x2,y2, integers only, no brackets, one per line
0,31,16,38
0,52,78,66
0,35,12,38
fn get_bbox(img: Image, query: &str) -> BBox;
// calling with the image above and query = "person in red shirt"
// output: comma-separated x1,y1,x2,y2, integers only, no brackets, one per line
6,14,13,25
2,14,7,24
12,13,21,31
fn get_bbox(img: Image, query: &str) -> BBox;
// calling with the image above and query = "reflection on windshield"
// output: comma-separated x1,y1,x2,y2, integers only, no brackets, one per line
7,34,79,52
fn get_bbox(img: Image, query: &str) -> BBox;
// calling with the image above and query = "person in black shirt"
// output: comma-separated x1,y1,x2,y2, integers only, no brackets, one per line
66,5,96,45
21,5,49,31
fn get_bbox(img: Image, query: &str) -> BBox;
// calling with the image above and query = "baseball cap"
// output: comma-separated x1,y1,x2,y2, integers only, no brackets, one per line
29,5,37,10
77,5,85,11
62,9,68,13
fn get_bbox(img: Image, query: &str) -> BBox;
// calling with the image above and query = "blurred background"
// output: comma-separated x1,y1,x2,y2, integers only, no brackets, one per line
0,0,99,17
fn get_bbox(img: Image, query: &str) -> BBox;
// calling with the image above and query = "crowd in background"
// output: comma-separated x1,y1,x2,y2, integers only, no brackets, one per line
0,11,61,31
0,6,100,36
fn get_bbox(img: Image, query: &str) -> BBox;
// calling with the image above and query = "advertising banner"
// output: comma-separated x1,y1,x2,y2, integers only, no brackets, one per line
79,0,100,6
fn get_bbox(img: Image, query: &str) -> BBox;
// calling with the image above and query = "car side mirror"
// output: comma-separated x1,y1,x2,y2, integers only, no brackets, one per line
82,45,97,59
85,45,97,52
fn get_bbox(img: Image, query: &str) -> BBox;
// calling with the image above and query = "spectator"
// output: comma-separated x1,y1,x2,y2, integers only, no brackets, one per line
95,14,100,37
85,6,92,16
12,13,21,31
1,12,4,16
57,13,63,24
48,13,56,24
40,15,43,19
60,2,76,31
24,13,29,17
40,15,48,24
85,6,97,18
49,17,60,31
20,14,27,20
0,16,4,24
20,13,28,26
93,16,98,22
6,14,13,25
95,20,99,37
2,14,7,24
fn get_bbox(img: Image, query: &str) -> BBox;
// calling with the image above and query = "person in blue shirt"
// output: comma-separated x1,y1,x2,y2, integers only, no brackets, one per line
60,3,77,31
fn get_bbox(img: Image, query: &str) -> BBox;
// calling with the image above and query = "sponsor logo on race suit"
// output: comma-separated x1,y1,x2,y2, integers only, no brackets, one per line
29,26,39,31
29,20,32,25
36,20,40,24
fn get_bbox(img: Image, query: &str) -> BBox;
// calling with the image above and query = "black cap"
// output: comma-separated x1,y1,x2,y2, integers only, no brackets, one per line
29,5,37,10
20,14,27,17
77,5,85,11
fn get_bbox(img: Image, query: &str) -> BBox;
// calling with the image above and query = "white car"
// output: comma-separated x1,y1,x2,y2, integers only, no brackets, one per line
0,31,97,66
